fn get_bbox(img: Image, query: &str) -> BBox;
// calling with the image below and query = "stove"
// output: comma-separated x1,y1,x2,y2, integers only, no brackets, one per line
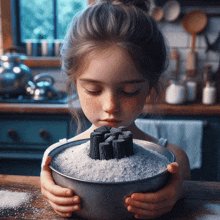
0,91,69,104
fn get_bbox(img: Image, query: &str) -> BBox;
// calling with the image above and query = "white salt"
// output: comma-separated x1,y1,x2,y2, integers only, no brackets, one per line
0,190,31,209
51,141,170,183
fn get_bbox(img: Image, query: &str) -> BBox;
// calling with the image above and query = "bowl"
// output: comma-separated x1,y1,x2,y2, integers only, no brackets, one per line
49,139,175,220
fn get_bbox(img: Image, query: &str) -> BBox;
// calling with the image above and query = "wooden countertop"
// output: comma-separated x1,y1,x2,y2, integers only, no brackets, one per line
1,175,220,220
1,102,220,115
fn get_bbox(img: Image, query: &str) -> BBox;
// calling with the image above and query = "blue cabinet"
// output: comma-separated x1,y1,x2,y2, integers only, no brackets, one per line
0,113,76,176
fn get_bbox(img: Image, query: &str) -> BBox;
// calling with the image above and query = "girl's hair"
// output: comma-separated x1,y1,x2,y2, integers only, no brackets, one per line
61,0,168,134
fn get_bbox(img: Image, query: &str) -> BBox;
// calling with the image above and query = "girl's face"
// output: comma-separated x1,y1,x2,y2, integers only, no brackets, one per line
75,46,150,129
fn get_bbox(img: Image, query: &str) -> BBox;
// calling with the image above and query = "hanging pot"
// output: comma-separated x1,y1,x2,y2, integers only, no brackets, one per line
0,46,33,95
26,73,59,100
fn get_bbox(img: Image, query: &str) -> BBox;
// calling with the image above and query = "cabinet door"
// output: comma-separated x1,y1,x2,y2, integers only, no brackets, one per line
0,113,72,145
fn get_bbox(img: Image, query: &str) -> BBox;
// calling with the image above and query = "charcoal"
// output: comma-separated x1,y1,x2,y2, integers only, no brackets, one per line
118,126,127,131
90,132,104,159
112,139,126,159
119,131,133,156
90,126,134,160
94,126,111,134
110,127,121,137
105,135,117,144
99,142,113,160
104,132,111,140
110,127,120,133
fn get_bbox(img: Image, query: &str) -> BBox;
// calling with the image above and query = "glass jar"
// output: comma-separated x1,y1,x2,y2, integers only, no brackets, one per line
186,80,197,102
202,82,216,105
165,80,186,105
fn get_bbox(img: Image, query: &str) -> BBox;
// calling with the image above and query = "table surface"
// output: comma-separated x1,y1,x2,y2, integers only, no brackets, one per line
1,175,220,220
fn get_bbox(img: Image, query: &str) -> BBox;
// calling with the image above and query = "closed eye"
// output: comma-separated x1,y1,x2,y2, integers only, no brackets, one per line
121,89,141,96
85,89,101,95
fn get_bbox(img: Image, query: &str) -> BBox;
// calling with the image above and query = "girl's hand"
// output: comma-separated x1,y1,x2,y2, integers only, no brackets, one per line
125,162,182,219
40,156,81,217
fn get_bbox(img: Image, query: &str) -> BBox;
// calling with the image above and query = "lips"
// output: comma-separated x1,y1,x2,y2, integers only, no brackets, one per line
100,119,122,127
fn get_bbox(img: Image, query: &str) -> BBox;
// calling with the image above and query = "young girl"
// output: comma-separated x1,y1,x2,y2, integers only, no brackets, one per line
41,0,191,219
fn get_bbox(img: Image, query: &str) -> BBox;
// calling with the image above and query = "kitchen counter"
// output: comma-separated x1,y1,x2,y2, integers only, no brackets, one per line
1,175,220,220
1,102,220,115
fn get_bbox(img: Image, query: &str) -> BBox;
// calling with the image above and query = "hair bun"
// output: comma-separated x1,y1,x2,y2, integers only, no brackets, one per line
98,0,150,12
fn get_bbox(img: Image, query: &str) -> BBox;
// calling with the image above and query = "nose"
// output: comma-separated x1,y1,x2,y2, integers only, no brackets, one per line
102,91,120,114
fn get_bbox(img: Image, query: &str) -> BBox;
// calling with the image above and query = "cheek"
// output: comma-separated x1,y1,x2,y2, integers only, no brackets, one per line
124,94,147,114
77,92,100,120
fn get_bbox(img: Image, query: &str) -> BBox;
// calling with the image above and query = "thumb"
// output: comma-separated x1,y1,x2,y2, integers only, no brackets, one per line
42,156,52,172
167,162,180,174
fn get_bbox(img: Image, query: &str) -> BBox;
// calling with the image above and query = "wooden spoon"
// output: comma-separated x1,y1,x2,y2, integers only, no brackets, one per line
182,10,207,52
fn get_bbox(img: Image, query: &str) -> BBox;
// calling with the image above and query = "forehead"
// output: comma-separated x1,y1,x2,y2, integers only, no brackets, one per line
78,46,145,83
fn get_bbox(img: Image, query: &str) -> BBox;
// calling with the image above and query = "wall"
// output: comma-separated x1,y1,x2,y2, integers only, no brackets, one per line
1,3,220,93
38,5,220,93
159,10,220,81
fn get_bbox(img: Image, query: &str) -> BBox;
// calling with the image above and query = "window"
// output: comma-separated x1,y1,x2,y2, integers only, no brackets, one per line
1,0,93,67
12,0,88,47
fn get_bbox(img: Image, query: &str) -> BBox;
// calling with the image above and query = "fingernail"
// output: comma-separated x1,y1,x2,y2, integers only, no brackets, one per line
127,205,132,211
73,197,79,202
125,198,129,204
66,213,72,217
66,190,72,196
74,205,79,210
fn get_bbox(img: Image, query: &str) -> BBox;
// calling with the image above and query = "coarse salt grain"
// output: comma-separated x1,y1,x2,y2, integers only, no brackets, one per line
51,141,170,183
0,190,31,209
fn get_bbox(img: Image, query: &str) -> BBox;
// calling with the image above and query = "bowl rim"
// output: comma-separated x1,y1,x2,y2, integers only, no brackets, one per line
49,138,175,185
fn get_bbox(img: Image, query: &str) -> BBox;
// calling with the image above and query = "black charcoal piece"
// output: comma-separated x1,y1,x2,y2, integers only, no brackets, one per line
99,142,113,160
104,132,111,140
90,132,104,159
112,139,126,159
118,126,127,131
110,127,121,137
110,127,120,133
94,126,111,134
105,135,117,144
119,131,133,156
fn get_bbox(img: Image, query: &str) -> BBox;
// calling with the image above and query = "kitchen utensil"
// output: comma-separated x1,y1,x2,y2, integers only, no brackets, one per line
163,0,181,22
26,73,59,100
49,139,175,220
182,10,207,52
182,10,207,75
150,0,163,21
0,46,33,95
204,31,220,53
151,6,164,21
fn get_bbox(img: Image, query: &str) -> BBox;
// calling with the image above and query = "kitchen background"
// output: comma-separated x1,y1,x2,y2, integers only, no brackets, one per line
1,0,220,181
0,1,220,95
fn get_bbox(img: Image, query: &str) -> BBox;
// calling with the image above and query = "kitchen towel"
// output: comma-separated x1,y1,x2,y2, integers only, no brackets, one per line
135,118,203,170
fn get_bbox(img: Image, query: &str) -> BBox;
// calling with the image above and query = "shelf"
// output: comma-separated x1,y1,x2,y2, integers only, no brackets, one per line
24,57,61,68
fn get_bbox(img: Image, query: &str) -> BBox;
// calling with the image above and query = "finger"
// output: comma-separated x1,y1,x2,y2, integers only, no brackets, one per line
42,156,52,172
41,169,73,197
130,190,170,203
48,199,81,213
54,210,72,218
125,197,173,211
167,162,180,174
127,205,172,219
42,188,80,205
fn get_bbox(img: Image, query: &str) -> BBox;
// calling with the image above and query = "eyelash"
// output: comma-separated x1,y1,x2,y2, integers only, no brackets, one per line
86,89,141,97
86,90,101,95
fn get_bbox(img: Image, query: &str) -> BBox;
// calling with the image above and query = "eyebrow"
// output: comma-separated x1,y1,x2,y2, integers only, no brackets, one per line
79,78,146,84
